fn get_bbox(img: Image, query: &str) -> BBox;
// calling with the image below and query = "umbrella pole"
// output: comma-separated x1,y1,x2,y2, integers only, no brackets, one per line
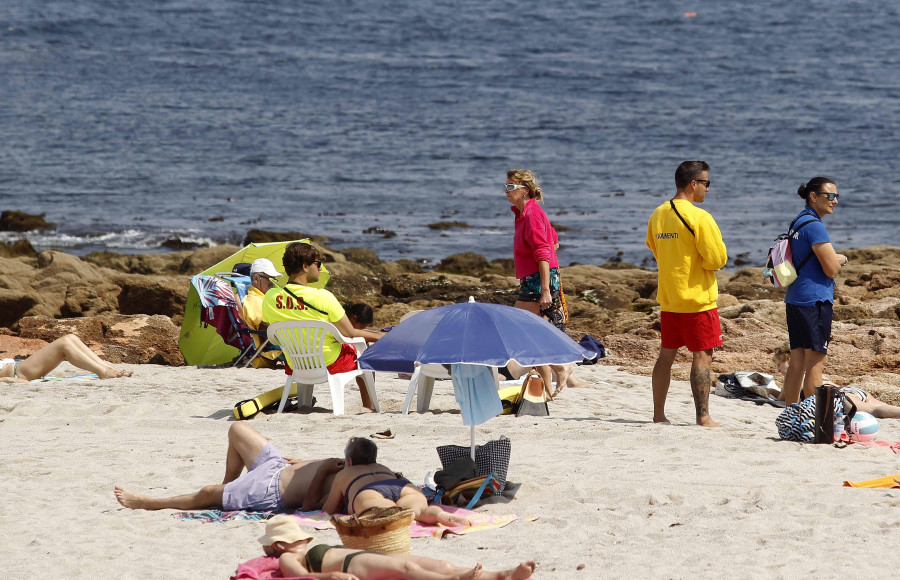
470,425,476,460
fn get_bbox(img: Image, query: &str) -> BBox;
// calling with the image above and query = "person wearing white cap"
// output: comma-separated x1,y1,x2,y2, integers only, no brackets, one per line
258,514,537,580
243,258,284,368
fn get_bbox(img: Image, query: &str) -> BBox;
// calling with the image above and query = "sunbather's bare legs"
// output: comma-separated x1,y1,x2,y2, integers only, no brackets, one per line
844,394,900,419
113,483,224,511
15,334,132,380
115,423,268,510
345,553,536,580
223,421,270,483
353,486,471,527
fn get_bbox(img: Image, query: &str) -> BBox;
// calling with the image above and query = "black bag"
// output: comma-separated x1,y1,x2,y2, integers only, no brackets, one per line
436,437,511,494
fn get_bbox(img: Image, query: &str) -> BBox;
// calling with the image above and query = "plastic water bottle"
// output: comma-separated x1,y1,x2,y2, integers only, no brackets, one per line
834,408,845,442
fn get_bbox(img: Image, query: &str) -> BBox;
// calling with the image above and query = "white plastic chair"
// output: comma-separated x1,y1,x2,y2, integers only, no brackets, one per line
267,320,379,416
402,364,500,415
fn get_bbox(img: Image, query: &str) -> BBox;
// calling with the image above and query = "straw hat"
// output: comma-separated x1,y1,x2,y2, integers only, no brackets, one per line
258,515,313,546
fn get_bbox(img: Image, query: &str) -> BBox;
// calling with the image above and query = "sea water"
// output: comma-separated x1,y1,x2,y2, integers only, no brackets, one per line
1,0,897,268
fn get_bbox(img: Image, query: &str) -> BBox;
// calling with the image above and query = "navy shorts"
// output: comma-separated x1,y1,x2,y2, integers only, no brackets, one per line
786,302,833,354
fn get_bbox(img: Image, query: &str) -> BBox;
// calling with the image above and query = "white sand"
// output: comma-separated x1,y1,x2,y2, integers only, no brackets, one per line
2,362,900,579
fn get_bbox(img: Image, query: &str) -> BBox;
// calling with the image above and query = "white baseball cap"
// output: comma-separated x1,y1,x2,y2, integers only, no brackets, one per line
250,258,283,278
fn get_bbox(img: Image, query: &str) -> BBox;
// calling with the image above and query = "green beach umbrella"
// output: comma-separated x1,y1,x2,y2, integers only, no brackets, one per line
178,240,330,366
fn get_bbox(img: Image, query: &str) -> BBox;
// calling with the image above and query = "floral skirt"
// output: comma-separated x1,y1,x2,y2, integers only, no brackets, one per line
518,268,566,331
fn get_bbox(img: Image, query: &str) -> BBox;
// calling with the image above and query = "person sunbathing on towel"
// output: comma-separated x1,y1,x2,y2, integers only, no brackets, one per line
773,344,900,418
114,422,342,512
318,437,470,528
0,334,132,383
259,514,536,580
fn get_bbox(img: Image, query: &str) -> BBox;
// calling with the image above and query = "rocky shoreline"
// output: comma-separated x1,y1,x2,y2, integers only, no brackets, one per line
2,236,899,402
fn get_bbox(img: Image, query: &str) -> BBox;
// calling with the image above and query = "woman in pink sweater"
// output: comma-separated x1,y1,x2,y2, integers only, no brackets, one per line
505,169,570,396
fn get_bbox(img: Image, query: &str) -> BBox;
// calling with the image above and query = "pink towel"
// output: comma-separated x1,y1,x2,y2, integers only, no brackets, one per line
848,439,900,453
233,555,534,580
231,556,315,580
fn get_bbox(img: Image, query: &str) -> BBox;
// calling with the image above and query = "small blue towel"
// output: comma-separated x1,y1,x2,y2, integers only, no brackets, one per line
451,364,503,426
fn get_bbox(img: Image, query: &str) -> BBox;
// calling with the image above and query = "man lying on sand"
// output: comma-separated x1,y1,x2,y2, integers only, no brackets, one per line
1,334,132,383
259,514,536,580
318,437,470,527
115,422,341,512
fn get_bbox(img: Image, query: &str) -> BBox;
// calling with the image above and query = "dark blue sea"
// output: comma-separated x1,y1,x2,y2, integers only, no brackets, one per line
1,0,897,270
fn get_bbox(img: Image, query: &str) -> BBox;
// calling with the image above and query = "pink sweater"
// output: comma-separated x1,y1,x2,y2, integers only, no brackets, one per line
512,198,559,279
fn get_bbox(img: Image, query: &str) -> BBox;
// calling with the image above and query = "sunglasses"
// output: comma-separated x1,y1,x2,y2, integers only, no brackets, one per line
694,179,711,187
814,192,839,201
505,183,527,191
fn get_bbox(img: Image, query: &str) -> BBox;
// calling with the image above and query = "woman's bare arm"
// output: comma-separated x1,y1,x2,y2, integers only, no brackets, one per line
811,242,848,278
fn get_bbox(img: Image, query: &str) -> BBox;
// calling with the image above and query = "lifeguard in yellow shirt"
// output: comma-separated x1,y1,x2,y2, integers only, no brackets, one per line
646,161,727,427
262,242,383,409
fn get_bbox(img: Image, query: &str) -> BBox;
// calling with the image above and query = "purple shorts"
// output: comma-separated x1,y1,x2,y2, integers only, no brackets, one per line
221,443,286,511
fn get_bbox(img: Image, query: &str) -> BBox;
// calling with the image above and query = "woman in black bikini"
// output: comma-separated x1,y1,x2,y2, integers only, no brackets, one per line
259,514,537,580
319,438,470,528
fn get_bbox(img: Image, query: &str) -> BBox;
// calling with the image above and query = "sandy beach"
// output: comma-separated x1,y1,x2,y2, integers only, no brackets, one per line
3,360,900,579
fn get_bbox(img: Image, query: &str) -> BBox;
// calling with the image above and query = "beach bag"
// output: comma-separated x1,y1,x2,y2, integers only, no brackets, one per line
776,396,817,441
436,436,510,493
764,214,820,288
776,390,849,442
331,507,413,554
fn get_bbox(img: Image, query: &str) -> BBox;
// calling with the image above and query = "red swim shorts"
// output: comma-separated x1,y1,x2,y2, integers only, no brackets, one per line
660,309,723,352
284,343,358,376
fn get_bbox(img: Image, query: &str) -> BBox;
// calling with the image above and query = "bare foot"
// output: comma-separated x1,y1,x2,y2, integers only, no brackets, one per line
697,417,721,427
114,486,150,509
653,415,671,424
550,365,570,397
566,375,593,389
501,561,537,580
98,367,133,379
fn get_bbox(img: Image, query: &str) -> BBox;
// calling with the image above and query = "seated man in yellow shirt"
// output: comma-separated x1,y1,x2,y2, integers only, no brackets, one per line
262,243,383,409
242,258,283,369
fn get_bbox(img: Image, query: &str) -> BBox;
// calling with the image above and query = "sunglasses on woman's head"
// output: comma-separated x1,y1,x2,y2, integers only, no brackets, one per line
815,192,839,201
505,183,526,191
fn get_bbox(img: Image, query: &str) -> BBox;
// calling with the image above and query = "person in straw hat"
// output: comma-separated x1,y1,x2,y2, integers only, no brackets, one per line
258,514,536,580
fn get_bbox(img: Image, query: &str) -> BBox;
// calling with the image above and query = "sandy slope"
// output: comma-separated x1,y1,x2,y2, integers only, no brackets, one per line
2,362,899,579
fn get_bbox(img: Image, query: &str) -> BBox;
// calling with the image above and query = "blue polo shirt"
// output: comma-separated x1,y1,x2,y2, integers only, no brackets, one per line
784,207,834,306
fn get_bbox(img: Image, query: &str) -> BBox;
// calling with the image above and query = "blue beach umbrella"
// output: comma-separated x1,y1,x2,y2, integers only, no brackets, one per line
358,298,594,456
357,298,594,373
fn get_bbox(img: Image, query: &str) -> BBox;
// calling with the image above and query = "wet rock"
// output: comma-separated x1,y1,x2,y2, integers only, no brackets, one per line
437,252,490,276
161,237,207,250
244,230,325,245
0,210,55,232
362,227,396,239
427,221,471,230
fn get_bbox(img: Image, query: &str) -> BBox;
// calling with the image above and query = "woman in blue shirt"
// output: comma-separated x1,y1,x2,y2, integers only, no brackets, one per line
782,177,849,404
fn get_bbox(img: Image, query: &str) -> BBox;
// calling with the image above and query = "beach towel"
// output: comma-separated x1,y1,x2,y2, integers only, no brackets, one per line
174,507,517,538
843,474,900,488
232,555,535,580
231,556,315,580
30,373,99,382
451,363,503,426
846,439,900,454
